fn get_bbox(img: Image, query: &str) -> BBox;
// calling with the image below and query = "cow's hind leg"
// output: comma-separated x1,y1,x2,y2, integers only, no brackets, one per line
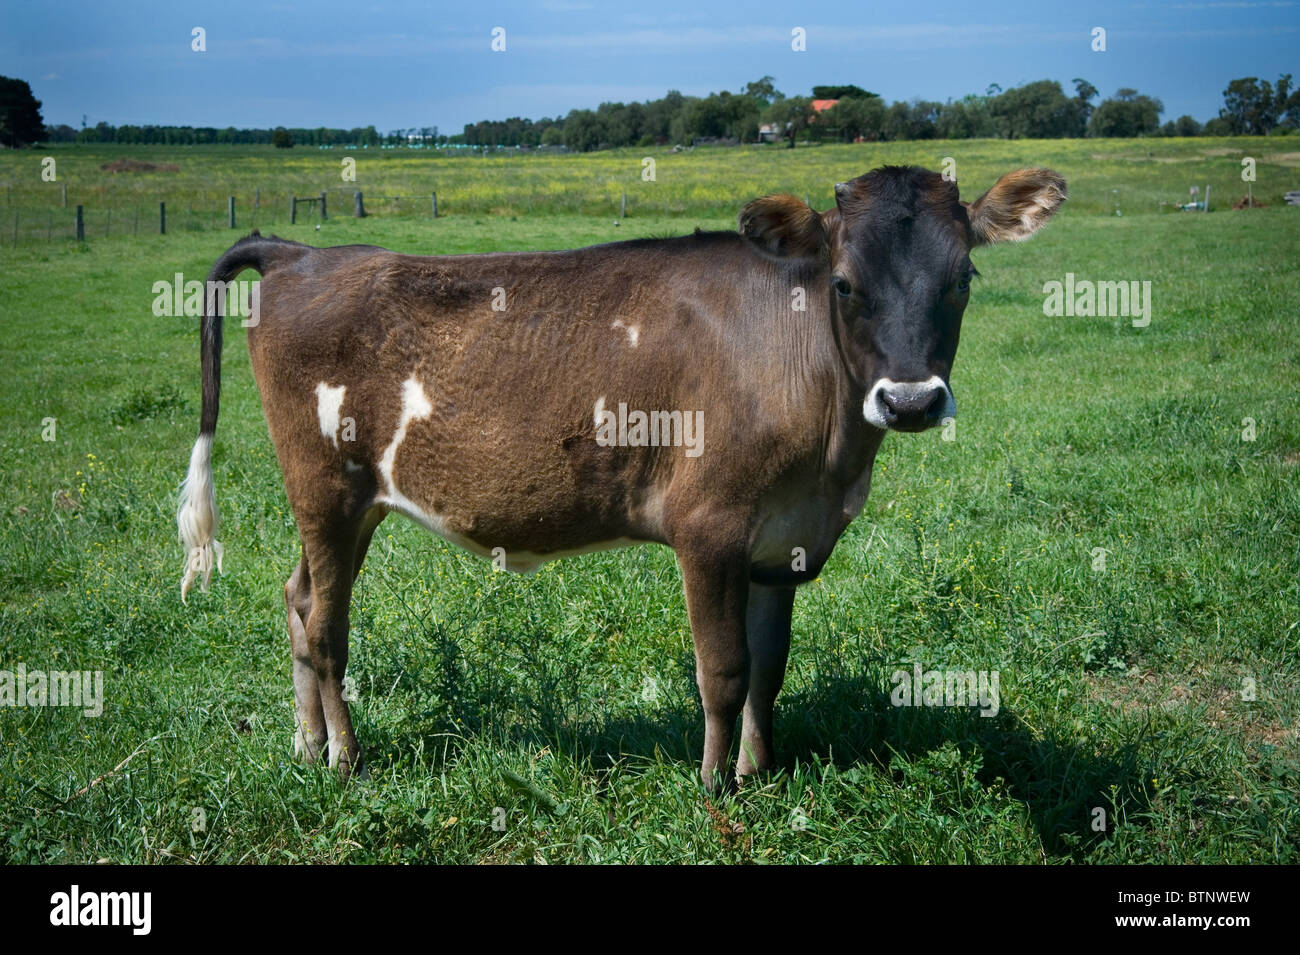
286,508,384,766
286,555,326,762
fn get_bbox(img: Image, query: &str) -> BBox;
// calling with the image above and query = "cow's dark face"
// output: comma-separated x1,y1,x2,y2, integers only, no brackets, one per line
740,165,1066,433
827,167,972,432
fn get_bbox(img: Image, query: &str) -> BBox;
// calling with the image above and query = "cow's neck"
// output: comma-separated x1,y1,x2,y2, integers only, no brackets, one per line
824,351,885,514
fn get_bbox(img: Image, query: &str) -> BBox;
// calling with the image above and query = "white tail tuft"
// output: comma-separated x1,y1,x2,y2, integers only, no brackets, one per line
177,433,223,603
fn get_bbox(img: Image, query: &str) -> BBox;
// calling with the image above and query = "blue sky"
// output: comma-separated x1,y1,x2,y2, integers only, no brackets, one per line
3,0,1295,132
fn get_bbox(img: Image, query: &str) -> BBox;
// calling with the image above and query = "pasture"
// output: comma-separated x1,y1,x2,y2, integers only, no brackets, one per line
3,136,1299,238
0,140,1297,863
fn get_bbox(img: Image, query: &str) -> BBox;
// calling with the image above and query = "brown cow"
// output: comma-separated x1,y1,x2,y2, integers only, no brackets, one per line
178,165,1065,789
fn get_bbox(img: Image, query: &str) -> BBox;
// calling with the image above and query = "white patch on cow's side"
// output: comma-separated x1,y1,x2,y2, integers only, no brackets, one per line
315,382,346,449
593,395,606,427
863,375,955,430
612,319,639,348
375,381,652,574
377,376,434,519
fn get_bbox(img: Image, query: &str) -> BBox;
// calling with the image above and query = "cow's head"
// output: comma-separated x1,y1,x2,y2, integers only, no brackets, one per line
740,165,1066,432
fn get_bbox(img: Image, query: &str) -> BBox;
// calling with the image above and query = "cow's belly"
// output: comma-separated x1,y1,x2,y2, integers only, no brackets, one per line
379,487,644,573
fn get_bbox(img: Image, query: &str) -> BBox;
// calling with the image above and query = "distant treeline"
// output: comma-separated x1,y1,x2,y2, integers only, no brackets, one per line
44,124,386,147
453,75,1299,150
13,73,1298,152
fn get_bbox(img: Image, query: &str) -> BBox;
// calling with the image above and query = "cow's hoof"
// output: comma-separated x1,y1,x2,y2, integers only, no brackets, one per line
293,728,327,764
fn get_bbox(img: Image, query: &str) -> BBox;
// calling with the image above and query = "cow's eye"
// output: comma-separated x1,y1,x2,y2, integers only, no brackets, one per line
833,276,852,298
956,271,972,294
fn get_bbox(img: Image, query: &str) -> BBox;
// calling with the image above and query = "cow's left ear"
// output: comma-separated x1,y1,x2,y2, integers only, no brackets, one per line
965,168,1067,246
739,194,828,258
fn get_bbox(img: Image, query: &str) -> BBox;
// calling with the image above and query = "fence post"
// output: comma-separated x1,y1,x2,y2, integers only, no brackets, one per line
319,190,327,220
228,195,236,228
621,191,626,218
432,192,438,218
290,196,297,224
159,201,166,235
75,204,84,242
354,190,366,217
62,182,68,208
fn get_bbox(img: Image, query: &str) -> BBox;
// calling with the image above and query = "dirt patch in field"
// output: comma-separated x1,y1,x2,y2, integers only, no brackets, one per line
1261,151,1300,166
99,158,180,173
1086,150,1206,163
1089,152,1198,163
1231,195,1269,209
1199,147,1239,157
1084,668,1298,751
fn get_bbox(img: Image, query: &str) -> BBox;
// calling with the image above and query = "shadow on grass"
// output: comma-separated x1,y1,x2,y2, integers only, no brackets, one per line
364,620,1151,859
775,672,1152,858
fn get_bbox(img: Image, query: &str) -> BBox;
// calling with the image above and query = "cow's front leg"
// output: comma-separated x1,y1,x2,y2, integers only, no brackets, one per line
676,529,751,792
738,583,795,778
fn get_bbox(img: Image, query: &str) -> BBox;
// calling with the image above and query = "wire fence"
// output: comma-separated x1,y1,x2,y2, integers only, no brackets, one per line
0,188,445,246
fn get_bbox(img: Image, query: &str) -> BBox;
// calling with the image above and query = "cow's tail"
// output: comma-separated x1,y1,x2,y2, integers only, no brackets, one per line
178,230,306,602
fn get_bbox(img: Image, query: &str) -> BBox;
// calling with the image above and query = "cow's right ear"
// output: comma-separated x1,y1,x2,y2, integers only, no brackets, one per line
739,194,828,258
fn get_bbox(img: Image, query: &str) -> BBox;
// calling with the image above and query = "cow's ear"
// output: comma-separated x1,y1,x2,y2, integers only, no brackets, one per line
966,168,1067,246
739,194,828,258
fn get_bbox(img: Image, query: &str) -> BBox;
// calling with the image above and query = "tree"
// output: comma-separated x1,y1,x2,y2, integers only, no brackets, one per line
821,95,887,141
1160,115,1203,137
0,76,46,147
1089,89,1163,137
45,123,77,143
563,109,605,151
762,96,813,147
935,94,997,139
1219,74,1294,134
744,76,780,104
680,90,761,142
1072,78,1099,132
811,84,877,100
882,99,940,141
988,80,1079,138
272,127,294,148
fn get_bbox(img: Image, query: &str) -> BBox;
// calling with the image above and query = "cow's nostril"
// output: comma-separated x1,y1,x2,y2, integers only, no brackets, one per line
866,378,951,431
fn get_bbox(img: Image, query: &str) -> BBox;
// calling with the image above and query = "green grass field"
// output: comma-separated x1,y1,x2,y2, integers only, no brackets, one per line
1,141,1298,863
2,136,1298,241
